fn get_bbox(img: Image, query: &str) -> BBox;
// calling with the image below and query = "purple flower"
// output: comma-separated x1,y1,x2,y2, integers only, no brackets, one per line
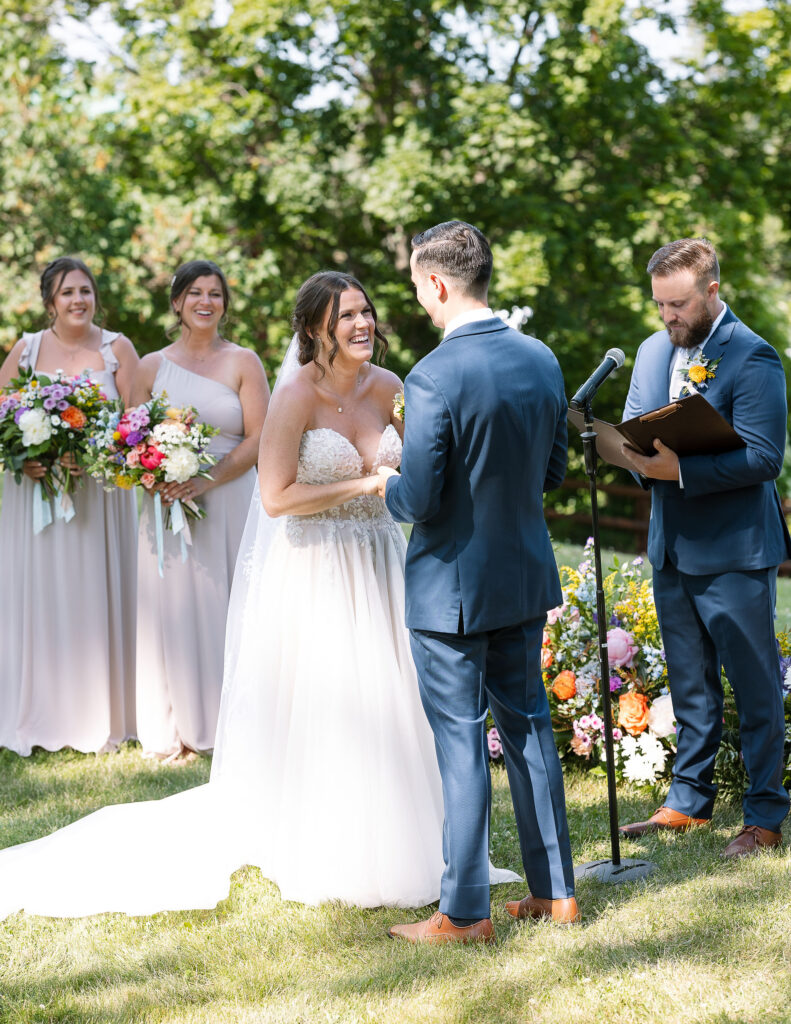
127,408,150,430
14,407,27,424
57,400,69,411
126,430,145,446
609,675,622,692
43,397,57,411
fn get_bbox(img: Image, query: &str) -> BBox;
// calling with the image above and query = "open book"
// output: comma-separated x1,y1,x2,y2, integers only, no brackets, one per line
567,393,745,471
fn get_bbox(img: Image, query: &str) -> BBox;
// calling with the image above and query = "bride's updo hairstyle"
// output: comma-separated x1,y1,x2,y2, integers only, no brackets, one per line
40,256,103,327
167,259,231,337
292,271,388,373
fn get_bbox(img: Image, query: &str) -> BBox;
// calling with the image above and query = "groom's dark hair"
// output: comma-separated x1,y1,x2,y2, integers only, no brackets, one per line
411,221,492,300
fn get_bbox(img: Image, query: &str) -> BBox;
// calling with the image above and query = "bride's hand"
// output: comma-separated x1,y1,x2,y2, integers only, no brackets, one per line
375,466,397,498
360,475,383,497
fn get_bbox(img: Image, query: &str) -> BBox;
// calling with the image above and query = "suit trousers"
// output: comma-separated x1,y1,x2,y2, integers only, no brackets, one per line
653,562,789,829
409,617,575,920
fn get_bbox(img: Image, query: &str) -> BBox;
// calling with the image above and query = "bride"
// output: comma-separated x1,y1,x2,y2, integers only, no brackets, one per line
0,270,518,917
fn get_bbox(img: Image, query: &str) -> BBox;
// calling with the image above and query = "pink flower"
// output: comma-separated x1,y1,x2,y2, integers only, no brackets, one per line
546,604,564,625
487,727,503,759
141,472,156,489
570,734,593,758
140,445,165,469
607,627,638,668
125,450,141,468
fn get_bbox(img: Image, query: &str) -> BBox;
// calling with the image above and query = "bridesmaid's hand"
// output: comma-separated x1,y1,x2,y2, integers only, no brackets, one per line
22,459,47,481
59,452,84,477
161,476,212,505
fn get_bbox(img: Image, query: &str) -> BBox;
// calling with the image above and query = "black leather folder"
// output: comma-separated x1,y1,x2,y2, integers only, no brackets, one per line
567,394,745,471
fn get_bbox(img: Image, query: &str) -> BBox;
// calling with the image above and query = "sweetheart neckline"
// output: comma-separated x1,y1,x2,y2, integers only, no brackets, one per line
302,424,399,474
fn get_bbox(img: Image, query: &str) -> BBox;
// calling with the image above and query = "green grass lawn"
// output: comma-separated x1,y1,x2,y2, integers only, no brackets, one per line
1,746,790,1024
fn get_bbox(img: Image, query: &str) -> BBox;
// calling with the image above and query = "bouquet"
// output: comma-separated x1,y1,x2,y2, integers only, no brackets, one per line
0,367,112,532
86,393,218,575
542,539,673,784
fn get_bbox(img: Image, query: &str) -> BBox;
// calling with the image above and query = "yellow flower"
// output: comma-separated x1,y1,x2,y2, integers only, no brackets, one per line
115,474,135,489
688,364,707,384
166,407,182,420
113,430,122,441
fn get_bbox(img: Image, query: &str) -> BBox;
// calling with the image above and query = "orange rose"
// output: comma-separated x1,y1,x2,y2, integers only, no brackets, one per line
618,691,650,735
551,670,576,701
61,406,87,429
541,648,554,669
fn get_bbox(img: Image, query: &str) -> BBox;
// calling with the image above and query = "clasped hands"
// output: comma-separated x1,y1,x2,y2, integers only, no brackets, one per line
620,438,680,481
361,465,398,499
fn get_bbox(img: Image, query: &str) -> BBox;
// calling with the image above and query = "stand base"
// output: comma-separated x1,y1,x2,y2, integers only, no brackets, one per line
574,858,657,883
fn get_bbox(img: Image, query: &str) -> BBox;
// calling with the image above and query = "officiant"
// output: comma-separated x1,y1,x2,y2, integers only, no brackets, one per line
619,237,791,857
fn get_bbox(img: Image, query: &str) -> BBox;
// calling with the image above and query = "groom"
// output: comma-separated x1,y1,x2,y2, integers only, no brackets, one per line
378,221,578,943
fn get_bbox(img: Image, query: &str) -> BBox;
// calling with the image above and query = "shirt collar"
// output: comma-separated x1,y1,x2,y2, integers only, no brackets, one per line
442,307,494,339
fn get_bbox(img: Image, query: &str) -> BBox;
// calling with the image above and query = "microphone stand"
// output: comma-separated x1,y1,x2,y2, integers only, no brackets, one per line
572,395,655,883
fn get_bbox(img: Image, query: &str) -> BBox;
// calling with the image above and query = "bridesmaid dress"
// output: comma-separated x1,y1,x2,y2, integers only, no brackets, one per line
135,356,255,756
0,330,137,754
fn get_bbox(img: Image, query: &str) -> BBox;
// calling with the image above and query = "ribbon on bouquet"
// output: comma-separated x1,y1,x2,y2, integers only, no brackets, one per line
153,492,193,578
32,482,53,534
54,488,75,524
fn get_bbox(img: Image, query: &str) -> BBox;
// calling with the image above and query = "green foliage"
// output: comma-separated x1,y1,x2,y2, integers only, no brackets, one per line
1,0,789,417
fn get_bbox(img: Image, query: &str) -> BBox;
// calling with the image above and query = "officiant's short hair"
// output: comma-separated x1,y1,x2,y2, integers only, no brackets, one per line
411,221,492,300
647,237,720,287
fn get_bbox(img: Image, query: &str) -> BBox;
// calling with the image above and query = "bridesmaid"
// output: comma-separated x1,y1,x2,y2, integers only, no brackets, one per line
133,259,270,761
0,256,139,754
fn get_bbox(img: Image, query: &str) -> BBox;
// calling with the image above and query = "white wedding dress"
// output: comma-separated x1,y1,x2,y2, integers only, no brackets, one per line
0,424,519,918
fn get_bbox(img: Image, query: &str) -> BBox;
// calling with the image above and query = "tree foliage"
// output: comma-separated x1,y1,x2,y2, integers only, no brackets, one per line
1,0,789,484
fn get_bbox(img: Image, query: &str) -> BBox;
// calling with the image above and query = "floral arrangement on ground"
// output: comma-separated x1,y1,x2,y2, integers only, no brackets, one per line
486,540,791,795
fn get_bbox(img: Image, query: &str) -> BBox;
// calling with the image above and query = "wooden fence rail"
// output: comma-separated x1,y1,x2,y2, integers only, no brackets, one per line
548,478,791,576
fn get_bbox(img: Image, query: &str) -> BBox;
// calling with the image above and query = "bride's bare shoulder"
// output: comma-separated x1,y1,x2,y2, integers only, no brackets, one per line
366,363,403,397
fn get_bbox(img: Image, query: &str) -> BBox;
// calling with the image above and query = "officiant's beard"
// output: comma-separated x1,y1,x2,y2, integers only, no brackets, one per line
667,306,714,349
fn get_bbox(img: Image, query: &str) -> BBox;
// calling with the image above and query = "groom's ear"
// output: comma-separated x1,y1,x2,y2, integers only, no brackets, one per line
429,272,448,300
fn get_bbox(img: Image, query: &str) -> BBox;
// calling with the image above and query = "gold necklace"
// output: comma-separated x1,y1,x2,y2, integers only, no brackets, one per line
320,372,362,413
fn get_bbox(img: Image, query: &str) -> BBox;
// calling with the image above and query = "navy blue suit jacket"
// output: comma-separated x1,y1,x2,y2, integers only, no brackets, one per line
623,307,791,573
385,317,566,634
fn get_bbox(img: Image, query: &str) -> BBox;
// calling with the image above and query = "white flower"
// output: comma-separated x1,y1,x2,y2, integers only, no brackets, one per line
19,408,53,446
620,732,667,784
575,675,596,697
647,692,676,738
164,446,200,483
152,421,189,446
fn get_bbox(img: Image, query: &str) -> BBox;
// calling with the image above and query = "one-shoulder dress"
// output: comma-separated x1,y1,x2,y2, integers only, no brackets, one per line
135,355,255,756
0,329,137,754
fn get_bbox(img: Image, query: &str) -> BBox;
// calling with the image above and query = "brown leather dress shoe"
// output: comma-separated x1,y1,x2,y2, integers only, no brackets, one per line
504,895,581,923
722,825,782,859
388,911,495,944
619,805,710,838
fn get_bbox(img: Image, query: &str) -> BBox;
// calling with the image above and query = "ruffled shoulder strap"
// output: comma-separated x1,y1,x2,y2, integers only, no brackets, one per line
99,329,122,374
17,330,44,372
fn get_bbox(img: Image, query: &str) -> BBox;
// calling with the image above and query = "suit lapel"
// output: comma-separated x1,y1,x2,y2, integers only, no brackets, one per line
642,334,676,412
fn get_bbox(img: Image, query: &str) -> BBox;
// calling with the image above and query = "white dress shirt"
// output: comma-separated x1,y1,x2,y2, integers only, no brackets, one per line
668,303,728,401
443,307,494,339
669,302,727,487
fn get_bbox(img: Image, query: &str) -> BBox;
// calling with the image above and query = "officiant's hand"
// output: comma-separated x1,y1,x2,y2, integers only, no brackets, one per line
621,438,680,480
375,465,398,498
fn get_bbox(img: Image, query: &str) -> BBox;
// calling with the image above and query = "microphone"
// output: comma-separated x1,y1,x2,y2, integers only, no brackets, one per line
570,348,625,410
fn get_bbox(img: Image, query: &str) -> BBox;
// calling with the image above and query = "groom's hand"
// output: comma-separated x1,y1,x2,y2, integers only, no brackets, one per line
376,465,398,498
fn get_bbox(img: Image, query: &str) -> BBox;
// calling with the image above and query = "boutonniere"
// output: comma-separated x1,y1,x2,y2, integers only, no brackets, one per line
679,349,721,396
392,391,405,422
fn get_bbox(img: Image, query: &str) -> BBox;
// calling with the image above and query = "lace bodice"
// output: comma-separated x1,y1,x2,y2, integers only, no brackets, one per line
286,425,401,538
